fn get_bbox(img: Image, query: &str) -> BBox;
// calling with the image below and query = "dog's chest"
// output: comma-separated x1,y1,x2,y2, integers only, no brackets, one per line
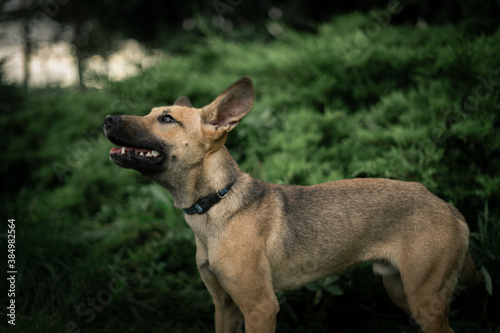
184,213,227,246
184,215,212,243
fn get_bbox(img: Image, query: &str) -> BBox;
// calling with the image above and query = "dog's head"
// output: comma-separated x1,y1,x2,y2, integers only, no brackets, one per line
103,76,254,178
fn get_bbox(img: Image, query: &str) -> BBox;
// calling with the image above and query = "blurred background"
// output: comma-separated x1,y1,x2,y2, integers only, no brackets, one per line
1,0,499,332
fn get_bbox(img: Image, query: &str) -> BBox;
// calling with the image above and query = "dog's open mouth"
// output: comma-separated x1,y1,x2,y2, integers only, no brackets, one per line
108,141,165,171
104,122,166,172
110,146,162,159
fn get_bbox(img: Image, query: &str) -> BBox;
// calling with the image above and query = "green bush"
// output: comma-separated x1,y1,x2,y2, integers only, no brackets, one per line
2,13,500,332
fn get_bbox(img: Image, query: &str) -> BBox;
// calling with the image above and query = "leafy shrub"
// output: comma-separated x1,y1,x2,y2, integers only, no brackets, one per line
2,12,500,332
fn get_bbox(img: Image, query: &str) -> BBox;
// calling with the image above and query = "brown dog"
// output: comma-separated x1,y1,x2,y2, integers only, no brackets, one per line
104,77,483,333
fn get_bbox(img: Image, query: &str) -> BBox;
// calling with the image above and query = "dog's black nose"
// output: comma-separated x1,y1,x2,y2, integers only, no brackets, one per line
105,115,121,127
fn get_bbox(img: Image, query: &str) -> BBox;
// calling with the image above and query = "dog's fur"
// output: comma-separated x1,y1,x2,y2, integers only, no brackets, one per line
104,77,483,333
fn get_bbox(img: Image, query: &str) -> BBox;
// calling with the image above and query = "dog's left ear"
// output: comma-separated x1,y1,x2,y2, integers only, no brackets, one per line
202,76,254,135
174,96,193,108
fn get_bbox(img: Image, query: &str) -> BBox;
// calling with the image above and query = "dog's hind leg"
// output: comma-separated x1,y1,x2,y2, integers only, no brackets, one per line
383,274,411,315
403,272,456,333
373,262,411,314
398,242,463,332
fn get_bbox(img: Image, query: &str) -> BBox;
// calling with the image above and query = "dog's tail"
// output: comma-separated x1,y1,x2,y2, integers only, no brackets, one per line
459,252,484,286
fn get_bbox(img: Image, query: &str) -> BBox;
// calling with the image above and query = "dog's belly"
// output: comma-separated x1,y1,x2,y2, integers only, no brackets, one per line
267,225,400,292
269,250,354,292
272,269,338,292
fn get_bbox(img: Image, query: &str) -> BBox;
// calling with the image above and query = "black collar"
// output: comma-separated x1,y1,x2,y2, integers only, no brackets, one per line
182,181,235,215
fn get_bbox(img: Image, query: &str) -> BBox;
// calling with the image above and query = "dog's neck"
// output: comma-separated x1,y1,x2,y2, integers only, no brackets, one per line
151,145,242,209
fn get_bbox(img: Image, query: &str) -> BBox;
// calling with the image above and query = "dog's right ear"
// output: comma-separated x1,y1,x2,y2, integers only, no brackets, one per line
174,96,193,108
201,76,254,137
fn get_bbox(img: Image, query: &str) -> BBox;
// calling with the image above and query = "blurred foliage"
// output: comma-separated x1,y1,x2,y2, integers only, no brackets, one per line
2,0,500,88
1,11,500,332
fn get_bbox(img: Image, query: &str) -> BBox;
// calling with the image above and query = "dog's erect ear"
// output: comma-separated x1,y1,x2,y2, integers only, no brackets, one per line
202,76,254,134
174,96,193,107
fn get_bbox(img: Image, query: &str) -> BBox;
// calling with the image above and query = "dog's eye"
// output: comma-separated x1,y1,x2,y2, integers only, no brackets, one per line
159,114,176,124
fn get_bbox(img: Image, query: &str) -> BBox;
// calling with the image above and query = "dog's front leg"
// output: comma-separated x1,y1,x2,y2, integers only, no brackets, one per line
214,256,279,332
196,238,243,333
201,269,243,333
238,293,279,333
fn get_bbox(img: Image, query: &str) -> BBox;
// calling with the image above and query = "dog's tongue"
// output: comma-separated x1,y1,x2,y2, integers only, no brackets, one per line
110,147,123,154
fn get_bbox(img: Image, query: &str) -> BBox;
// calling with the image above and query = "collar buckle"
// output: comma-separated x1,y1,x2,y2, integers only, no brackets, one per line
182,181,235,215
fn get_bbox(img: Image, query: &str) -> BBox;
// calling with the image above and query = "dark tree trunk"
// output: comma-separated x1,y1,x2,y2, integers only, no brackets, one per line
22,19,32,88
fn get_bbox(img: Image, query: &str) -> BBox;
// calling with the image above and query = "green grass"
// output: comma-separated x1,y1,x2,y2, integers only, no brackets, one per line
2,12,500,332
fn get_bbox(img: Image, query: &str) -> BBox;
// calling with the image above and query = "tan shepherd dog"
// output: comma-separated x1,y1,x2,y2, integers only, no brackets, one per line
104,77,483,332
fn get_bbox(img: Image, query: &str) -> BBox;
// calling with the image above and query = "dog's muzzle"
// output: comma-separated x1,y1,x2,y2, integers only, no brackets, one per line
103,115,166,172
104,114,121,126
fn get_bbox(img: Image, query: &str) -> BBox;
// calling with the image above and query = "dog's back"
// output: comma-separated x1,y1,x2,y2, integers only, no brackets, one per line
236,178,472,292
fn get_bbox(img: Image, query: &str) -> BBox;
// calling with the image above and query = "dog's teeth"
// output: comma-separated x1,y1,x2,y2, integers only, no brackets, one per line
121,147,125,155
151,150,159,157
146,151,152,157
139,152,144,156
